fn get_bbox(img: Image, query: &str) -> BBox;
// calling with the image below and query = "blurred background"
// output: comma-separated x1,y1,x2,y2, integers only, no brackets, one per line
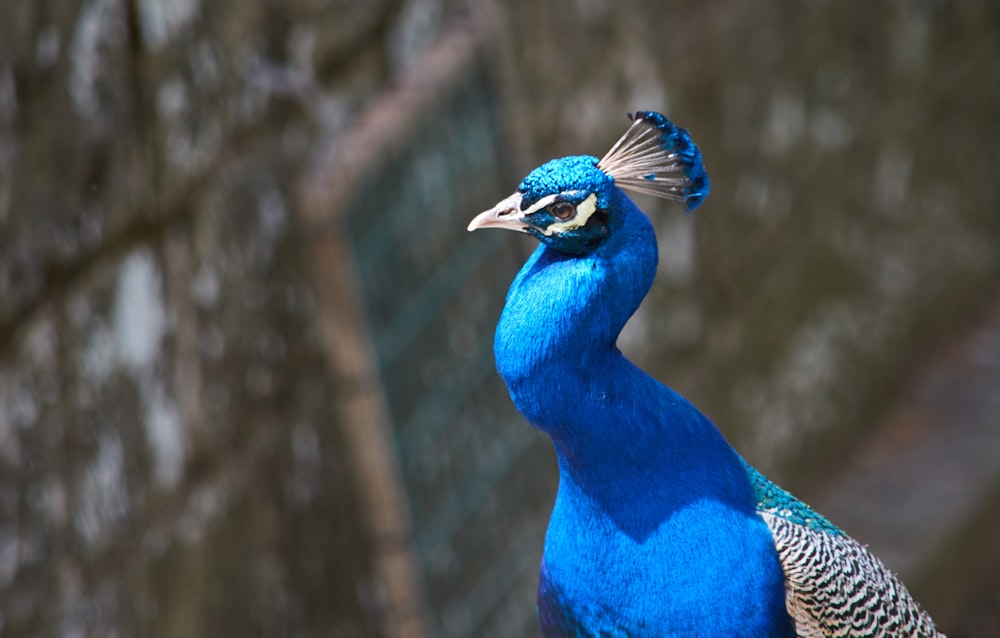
1,0,999,636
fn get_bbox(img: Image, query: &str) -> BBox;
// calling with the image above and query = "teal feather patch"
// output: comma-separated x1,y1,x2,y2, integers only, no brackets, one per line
741,458,843,536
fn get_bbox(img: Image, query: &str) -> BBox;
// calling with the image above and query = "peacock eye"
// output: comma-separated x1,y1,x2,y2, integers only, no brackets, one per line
547,201,576,221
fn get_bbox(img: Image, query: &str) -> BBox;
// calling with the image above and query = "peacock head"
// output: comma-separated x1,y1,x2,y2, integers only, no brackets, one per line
467,111,710,255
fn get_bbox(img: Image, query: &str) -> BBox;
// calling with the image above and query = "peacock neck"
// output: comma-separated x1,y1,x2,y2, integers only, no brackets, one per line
493,199,755,539
542,345,754,541
494,192,658,440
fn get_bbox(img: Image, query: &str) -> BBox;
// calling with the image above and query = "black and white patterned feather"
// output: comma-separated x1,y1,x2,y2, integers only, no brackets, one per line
760,511,943,637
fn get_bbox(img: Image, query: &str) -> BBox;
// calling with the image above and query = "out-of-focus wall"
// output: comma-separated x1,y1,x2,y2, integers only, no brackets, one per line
0,1,408,636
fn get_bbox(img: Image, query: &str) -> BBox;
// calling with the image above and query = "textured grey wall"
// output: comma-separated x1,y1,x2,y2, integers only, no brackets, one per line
0,1,391,636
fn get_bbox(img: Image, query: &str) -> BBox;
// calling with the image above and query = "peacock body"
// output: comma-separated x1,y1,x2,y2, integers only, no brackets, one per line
467,112,942,637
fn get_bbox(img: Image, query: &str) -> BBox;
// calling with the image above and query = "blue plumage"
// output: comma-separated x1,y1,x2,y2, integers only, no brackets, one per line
467,112,941,637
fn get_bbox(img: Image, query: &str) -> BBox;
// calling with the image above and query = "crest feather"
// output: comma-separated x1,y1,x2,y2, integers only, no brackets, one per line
597,111,710,211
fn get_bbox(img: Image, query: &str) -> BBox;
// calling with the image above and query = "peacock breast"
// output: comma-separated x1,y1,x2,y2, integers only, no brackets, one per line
537,484,795,638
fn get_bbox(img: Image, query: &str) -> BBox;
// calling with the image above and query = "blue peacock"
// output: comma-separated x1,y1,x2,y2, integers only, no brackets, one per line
468,111,942,637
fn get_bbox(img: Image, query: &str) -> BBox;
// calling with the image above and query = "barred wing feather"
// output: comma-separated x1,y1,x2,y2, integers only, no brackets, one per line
761,512,943,638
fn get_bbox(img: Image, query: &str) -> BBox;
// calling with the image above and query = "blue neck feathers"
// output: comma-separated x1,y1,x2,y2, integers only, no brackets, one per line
495,189,655,430
493,189,793,636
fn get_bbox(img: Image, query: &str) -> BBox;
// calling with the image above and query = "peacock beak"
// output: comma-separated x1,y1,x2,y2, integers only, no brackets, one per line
467,192,530,233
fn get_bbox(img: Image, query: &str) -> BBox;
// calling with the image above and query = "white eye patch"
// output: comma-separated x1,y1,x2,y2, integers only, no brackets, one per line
522,193,599,236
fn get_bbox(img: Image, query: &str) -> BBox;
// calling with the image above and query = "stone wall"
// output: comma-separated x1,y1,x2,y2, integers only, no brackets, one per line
0,1,412,635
